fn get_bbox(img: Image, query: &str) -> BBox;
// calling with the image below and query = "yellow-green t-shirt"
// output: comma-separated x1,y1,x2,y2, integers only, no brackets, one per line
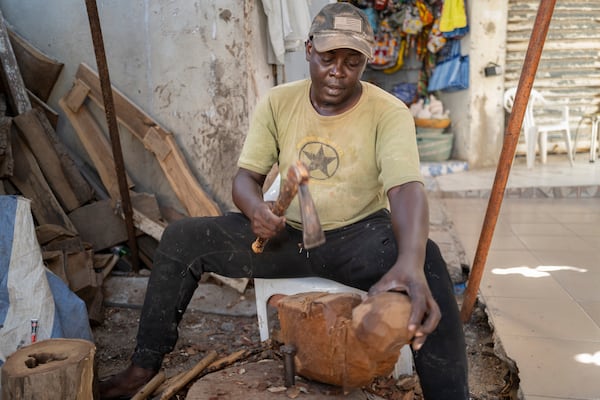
238,79,423,231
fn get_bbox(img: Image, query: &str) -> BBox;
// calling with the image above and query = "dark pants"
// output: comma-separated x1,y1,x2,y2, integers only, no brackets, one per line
132,210,469,399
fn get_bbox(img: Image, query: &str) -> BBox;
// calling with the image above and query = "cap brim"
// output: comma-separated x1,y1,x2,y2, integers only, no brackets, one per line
312,34,373,59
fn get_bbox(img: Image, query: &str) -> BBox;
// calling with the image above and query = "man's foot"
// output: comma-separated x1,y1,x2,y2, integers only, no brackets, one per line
99,364,157,400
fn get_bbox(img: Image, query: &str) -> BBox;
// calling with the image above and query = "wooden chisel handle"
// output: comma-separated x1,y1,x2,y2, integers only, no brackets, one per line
252,162,308,253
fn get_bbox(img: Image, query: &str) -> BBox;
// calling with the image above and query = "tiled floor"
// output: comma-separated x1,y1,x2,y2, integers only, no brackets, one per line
435,154,600,400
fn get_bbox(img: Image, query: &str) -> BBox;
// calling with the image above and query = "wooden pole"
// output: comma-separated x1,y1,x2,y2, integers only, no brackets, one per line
131,371,166,400
84,0,139,271
460,0,558,322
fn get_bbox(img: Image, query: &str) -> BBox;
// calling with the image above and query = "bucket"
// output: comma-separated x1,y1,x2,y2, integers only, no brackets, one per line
416,127,445,135
417,132,454,162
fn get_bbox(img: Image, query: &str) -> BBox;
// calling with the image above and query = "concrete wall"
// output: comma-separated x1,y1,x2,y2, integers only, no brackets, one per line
0,0,512,210
441,0,508,168
0,0,274,212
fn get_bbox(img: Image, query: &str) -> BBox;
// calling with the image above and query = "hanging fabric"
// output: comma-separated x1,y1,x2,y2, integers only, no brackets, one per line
427,39,469,92
439,0,469,38
261,0,311,65
427,18,446,53
402,4,424,35
383,38,407,74
369,31,400,69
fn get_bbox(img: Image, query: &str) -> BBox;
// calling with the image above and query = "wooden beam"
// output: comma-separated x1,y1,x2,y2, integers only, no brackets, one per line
59,95,132,200
0,114,12,178
28,89,59,129
0,8,30,115
34,107,95,204
64,79,90,113
14,108,92,212
75,63,221,217
68,199,129,251
8,27,64,102
76,63,159,143
9,128,77,233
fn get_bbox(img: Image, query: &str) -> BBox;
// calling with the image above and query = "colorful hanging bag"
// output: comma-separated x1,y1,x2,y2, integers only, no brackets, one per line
427,18,446,53
427,39,469,92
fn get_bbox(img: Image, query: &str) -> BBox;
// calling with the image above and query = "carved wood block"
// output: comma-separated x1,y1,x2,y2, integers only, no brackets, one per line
277,291,412,390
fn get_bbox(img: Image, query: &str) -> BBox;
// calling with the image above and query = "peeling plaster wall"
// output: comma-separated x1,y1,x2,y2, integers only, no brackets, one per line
440,1,508,168
0,0,274,212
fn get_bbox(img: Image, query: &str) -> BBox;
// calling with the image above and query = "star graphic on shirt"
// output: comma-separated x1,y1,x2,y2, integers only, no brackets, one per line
299,142,339,180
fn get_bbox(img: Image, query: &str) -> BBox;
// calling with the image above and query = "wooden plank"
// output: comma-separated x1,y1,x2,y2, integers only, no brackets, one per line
36,223,77,246
68,199,128,251
75,63,221,217
94,253,119,279
208,273,249,294
65,80,90,113
76,285,104,326
0,115,13,178
33,107,95,205
28,89,59,129
8,27,64,102
59,96,132,200
69,150,110,200
76,63,156,142
64,244,97,293
131,191,163,222
43,236,82,253
42,250,68,284
14,108,86,212
136,235,158,269
128,192,166,242
69,192,166,250
161,134,221,217
0,9,30,115
9,128,77,233
132,208,166,242
143,126,171,161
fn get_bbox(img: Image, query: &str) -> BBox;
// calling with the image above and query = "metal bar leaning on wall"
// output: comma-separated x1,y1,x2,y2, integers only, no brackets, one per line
460,0,558,322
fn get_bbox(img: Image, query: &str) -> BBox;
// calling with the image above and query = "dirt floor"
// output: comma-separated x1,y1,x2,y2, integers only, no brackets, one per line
92,278,518,400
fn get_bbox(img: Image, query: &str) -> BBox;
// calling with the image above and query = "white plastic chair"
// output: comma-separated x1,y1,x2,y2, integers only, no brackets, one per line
574,113,600,163
504,87,574,168
254,175,414,377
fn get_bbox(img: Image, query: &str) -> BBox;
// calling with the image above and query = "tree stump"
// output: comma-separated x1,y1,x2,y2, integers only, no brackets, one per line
1,338,97,399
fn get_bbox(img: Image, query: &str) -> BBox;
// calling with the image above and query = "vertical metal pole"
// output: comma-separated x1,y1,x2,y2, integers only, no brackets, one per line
460,0,557,322
84,0,139,272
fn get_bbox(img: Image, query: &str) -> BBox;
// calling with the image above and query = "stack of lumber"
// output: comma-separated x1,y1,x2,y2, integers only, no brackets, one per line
0,9,224,324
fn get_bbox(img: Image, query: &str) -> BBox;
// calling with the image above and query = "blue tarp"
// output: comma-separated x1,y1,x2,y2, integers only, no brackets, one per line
0,196,92,371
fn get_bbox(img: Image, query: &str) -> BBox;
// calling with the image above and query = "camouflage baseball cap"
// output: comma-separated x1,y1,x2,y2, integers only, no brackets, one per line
309,2,374,59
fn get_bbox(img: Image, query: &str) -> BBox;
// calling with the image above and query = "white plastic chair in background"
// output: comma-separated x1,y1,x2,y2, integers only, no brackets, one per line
574,113,600,163
254,174,414,377
503,87,574,168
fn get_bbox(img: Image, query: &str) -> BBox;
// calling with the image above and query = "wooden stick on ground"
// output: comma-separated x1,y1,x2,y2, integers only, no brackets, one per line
130,371,166,400
159,350,218,400
201,348,255,376
154,347,262,397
